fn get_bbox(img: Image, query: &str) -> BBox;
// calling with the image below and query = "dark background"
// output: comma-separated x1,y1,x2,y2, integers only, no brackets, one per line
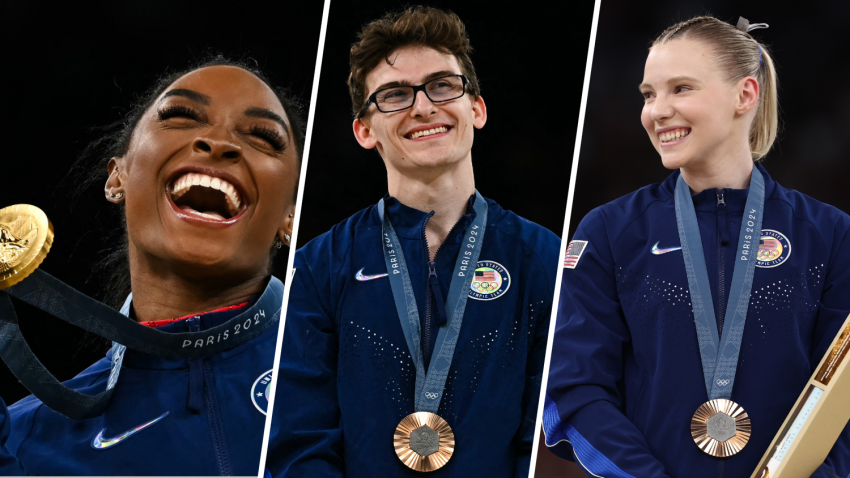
535,0,850,477
1,1,323,404
295,0,595,247
566,0,850,242
302,3,594,477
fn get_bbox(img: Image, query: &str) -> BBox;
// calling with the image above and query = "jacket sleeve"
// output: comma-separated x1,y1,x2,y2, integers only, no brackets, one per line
0,397,24,476
514,234,560,478
542,209,670,478
265,250,344,478
809,220,850,477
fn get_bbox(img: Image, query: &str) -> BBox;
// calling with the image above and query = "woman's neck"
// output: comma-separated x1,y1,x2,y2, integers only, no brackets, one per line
680,148,754,194
127,252,267,321
387,160,475,261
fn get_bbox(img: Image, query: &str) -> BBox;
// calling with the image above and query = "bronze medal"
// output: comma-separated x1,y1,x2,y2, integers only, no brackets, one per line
393,411,455,472
691,399,751,457
0,205,53,290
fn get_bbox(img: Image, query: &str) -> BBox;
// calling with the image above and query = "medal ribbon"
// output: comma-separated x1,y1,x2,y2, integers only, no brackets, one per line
0,270,282,420
674,165,765,400
378,190,487,413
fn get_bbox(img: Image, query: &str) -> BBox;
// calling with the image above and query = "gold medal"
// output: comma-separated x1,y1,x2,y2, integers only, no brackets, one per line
393,411,455,472
691,398,751,457
0,205,53,290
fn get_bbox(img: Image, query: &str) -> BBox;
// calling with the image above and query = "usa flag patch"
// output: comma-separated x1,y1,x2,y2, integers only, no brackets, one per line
564,240,588,269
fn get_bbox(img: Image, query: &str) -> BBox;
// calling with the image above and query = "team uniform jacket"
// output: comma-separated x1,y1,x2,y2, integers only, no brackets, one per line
544,164,850,478
0,284,280,476
266,194,560,477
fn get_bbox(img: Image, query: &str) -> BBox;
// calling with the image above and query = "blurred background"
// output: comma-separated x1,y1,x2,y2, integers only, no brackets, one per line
1,1,322,404
295,0,595,246
537,0,850,476
567,0,850,241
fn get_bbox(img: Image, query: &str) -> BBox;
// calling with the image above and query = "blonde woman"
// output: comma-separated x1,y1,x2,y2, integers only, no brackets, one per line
544,17,849,478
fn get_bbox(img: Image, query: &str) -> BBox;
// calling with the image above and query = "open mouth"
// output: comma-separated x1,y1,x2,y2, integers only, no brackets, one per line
169,172,245,221
405,125,451,140
659,127,691,144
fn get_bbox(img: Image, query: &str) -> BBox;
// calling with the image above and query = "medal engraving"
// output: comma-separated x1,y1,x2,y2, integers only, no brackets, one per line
409,425,440,457
691,399,751,457
0,205,53,290
394,412,454,472
706,412,737,442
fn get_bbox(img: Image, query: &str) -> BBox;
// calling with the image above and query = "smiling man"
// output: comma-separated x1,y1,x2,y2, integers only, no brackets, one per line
266,6,560,478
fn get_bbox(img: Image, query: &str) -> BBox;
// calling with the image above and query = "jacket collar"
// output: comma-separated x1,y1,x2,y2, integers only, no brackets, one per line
380,193,478,242
660,162,776,212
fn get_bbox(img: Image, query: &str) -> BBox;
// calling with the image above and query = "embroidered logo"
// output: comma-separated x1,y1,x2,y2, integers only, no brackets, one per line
355,267,388,281
755,230,791,268
564,240,588,269
252,369,275,415
468,261,510,301
651,241,682,255
91,411,169,450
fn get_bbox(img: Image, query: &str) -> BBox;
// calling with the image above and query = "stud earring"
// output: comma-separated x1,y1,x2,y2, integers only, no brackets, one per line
289,214,294,218
108,192,124,200
284,234,292,242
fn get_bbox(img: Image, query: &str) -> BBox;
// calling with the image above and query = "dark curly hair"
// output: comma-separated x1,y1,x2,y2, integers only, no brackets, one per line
348,6,480,118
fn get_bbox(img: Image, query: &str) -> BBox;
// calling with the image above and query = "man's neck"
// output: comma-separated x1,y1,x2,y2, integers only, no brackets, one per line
387,159,475,261
127,249,267,322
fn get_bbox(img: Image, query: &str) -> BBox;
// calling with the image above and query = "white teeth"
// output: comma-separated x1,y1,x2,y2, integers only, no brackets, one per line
660,129,690,143
409,126,448,139
170,172,243,216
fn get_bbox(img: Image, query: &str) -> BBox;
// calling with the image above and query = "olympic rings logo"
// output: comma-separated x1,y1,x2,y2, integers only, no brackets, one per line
424,392,440,400
471,280,500,293
716,379,730,386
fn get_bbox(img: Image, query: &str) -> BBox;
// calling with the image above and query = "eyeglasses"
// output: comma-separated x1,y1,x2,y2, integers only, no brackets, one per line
359,75,469,117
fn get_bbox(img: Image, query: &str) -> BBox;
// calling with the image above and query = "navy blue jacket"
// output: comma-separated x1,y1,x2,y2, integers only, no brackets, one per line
0,278,281,475
266,194,560,477
544,164,850,478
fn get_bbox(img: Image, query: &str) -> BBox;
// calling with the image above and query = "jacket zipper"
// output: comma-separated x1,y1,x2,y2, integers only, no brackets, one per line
204,360,232,476
716,189,728,340
187,317,231,476
422,212,435,371
421,212,464,371
716,189,727,478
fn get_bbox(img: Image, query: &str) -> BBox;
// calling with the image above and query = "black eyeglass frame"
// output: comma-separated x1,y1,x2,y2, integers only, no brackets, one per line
358,74,469,118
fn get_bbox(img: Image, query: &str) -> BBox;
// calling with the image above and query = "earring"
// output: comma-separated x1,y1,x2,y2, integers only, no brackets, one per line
108,192,124,200
289,214,294,218
114,167,120,172
284,234,292,242
273,238,283,249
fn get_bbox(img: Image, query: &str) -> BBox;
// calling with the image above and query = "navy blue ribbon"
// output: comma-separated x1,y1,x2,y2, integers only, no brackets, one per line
377,191,487,414
674,166,765,400
0,270,282,420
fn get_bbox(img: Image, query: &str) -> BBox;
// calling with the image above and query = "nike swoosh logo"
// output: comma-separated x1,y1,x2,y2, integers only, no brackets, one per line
355,267,388,281
91,411,169,450
651,241,682,255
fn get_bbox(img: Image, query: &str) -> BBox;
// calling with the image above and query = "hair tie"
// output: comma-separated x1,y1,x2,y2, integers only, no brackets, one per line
736,16,769,33
737,17,768,67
